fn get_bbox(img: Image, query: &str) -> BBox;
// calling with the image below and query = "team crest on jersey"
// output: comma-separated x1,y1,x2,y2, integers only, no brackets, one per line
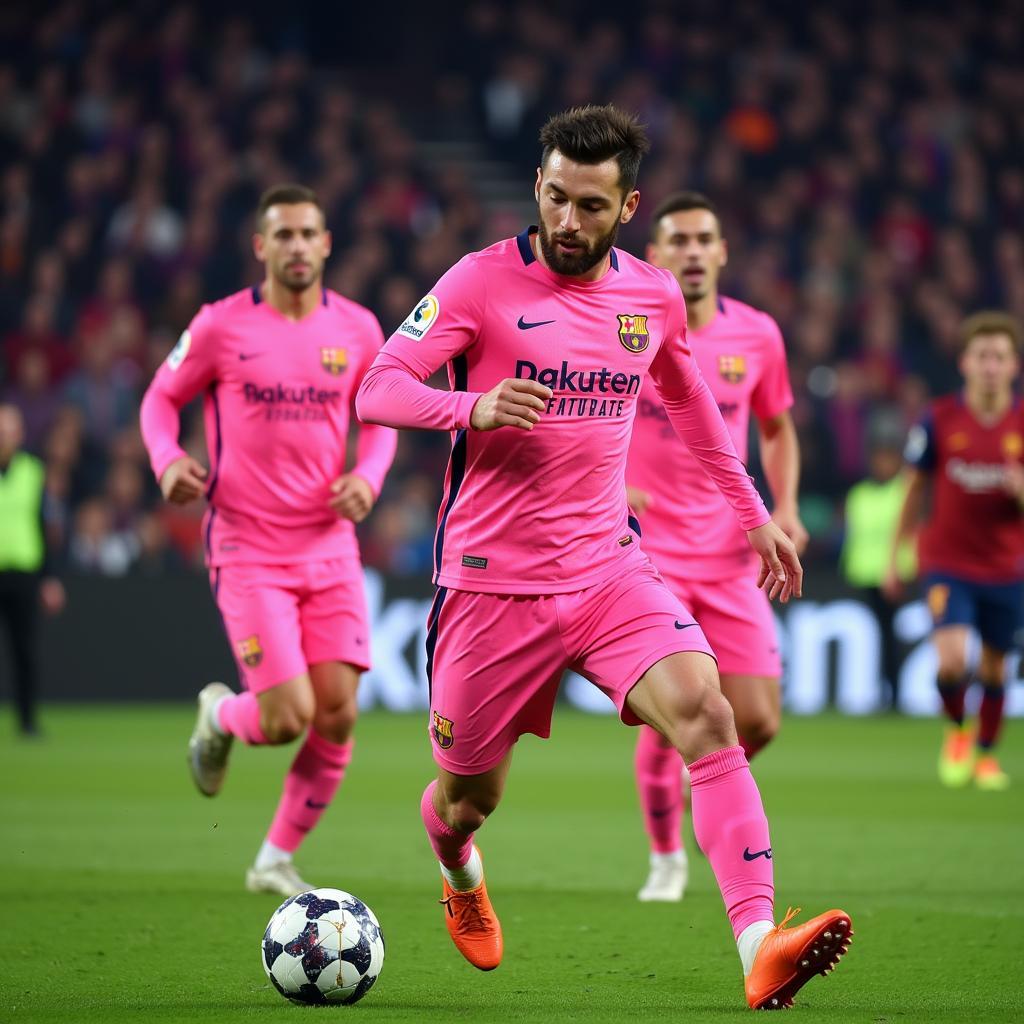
431,711,455,749
320,347,348,375
167,329,191,371
1002,432,1023,459
236,635,263,668
617,314,650,353
398,294,440,340
947,431,970,452
719,355,747,384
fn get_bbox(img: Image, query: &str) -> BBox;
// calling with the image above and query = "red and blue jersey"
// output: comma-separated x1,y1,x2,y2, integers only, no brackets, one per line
904,394,1024,582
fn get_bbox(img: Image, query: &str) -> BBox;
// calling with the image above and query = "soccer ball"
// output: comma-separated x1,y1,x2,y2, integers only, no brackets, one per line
261,888,385,1005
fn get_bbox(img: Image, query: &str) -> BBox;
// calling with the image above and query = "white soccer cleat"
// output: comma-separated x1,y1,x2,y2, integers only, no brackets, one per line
637,850,688,902
188,682,234,797
246,860,312,898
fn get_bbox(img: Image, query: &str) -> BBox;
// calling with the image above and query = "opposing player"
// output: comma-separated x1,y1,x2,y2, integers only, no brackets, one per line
626,192,806,902
140,185,397,895
886,311,1024,790
357,106,851,1011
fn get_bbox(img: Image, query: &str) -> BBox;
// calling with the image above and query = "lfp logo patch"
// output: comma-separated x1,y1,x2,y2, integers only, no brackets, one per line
236,635,263,668
320,347,348,375
398,294,440,340
167,329,191,371
718,355,747,384
431,711,455,750
618,314,650,353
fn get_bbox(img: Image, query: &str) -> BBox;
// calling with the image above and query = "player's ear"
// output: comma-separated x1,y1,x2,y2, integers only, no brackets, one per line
323,229,332,259
645,242,660,267
534,167,543,202
719,237,729,269
620,189,640,224
252,232,266,264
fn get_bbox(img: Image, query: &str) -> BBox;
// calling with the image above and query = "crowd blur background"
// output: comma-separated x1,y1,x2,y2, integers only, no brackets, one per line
2,0,1022,581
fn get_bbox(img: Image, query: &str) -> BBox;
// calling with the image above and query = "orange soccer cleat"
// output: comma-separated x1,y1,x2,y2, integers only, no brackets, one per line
938,725,976,788
974,754,1010,791
439,860,503,971
745,907,853,1010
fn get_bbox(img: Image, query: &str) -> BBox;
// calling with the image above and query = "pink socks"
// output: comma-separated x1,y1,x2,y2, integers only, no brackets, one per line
266,731,354,852
420,780,473,869
689,745,775,938
216,691,269,745
635,725,684,853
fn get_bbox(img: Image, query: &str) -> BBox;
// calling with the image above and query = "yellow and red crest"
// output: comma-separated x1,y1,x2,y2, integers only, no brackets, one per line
718,355,747,384
1002,432,1023,459
235,634,263,668
431,711,455,750
320,347,348,375
617,314,650,353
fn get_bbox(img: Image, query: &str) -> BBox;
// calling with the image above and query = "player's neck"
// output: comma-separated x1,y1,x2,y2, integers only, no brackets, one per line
685,292,719,331
964,387,1012,422
261,278,323,320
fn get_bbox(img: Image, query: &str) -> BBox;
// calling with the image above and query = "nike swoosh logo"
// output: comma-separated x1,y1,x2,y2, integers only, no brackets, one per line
674,621,696,630
517,316,556,330
742,846,773,861
305,799,330,810
649,806,677,819
238,352,264,361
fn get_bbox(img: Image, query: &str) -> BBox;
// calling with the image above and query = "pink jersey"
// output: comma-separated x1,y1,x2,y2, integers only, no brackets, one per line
627,296,793,582
356,228,769,594
140,286,397,567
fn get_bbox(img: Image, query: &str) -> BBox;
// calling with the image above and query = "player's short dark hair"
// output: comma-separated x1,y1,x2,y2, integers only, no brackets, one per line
649,191,721,241
539,105,650,197
256,184,324,229
960,310,1023,354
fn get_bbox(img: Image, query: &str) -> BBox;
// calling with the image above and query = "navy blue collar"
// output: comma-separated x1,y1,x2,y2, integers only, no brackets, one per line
516,226,619,272
717,296,726,314
251,286,328,306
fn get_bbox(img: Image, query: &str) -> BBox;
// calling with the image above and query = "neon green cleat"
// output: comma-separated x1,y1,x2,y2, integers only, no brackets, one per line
938,726,975,788
974,755,1010,791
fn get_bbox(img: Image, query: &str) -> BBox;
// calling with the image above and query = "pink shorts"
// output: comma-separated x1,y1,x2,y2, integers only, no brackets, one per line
211,558,370,694
666,572,781,679
425,560,716,774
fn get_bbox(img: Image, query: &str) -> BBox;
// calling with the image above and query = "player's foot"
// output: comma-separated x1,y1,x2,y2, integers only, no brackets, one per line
188,682,234,797
637,850,688,902
246,860,312,897
938,725,975,788
974,754,1010,791
744,907,853,1011
439,856,503,971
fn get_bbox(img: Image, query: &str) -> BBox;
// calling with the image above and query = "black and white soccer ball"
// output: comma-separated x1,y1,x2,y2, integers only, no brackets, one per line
261,888,385,1005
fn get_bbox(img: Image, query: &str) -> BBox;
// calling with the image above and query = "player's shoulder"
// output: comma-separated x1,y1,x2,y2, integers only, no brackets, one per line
612,247,676,290
191,287,259,330
719,296,782,338
323,288,380,325
929,393,962,422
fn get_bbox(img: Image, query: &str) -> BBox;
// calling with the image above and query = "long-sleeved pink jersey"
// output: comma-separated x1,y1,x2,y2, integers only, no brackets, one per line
357,228,769,594
141,286,397,566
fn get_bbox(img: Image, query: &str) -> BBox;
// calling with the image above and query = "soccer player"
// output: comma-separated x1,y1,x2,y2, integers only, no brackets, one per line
140,184,397,896
626,192,806,902
886,311,1024,790
357,106,851,1011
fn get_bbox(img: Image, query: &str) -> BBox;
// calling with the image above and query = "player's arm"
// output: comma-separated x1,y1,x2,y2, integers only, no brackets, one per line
355,257,551,433
649,299,801,601
757,412,807,553
139,314,216,505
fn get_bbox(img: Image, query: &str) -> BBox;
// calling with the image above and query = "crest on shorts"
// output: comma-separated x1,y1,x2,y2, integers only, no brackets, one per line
320,347,348,375
432,710,454,750
617,314,649,353
927,585,949,622
718,355,747,384
236,634,263,668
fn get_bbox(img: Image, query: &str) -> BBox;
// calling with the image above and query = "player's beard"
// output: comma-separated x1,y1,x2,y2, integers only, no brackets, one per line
537,217,620,276
275,259,321,293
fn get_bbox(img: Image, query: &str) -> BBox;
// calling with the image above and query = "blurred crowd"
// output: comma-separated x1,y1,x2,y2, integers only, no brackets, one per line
2,1,1022,577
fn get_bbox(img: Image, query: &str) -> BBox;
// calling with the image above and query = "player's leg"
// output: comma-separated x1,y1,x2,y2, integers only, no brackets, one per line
423,587,564,970
925,575,978,785
971,581,1020,789
634,724,687,901
189,566,309,796
720,675,781,760
0,572,41,735
575,562,850,1009
248,662,361,895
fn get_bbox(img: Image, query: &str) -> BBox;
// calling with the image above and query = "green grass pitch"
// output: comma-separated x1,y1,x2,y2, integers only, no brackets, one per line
2,707,1022,1023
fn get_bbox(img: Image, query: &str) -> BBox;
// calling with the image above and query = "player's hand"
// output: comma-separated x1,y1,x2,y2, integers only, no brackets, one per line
470,378,553,431
160,456,208,504
748,521,803,603
39,577,66,616
771,504,809,556
881,565,903,602
626,485,654,515
329,473,375,523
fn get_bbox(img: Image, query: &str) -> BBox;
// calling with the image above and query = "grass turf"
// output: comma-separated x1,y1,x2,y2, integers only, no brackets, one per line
1,707,1022,1023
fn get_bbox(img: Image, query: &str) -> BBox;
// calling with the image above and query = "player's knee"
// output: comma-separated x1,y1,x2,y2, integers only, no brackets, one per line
698,689,738,746
314,698,358,744
260,706,313,744
740,709,780,751
937,654,968,681
445,793,498,834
